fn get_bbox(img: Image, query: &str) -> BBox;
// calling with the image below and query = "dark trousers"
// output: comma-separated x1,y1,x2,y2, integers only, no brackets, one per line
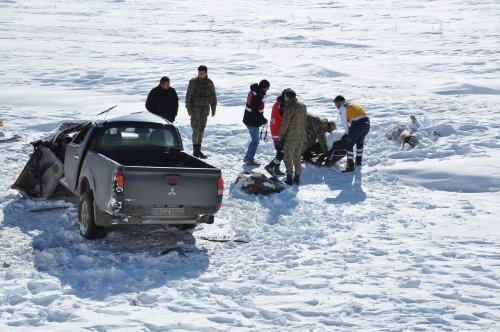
346,118,370,166
302,142,322,161
272,140,284,164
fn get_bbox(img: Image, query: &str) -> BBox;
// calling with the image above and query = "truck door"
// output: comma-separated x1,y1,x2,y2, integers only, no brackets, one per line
63,124,94,190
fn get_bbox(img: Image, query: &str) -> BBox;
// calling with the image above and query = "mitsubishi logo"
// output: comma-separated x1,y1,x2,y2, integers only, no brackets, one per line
168,188,176,196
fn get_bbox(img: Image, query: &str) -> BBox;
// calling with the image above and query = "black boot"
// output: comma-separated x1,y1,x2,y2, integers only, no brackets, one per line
273,164,285,176
264,162,275,176
198,145,207,159
355,156,362,167
194,144,207,159
302,150,313,162
293,174,300,185
285,174,294,186
342,163,355,173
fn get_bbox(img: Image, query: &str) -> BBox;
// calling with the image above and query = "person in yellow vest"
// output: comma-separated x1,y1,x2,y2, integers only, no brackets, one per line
333,95,370,173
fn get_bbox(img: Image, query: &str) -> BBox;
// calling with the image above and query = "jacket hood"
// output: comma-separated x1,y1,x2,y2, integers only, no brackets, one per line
250,83,260,92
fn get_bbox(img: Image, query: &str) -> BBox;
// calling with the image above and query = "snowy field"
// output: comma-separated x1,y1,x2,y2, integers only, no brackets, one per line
1,0,500,330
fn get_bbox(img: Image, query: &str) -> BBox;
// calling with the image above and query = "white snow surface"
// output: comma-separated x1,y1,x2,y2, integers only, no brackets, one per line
1,0,499,331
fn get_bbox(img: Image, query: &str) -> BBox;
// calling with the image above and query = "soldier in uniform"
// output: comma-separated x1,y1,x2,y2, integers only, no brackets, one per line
279,89,308,185
186,65,217,159
333,95,370,173
302,113,336,161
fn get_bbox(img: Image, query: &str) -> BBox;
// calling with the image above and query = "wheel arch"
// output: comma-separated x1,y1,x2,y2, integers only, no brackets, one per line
80,177,92,195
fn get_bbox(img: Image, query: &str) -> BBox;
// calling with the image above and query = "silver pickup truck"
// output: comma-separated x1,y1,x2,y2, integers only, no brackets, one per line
13,112,224,239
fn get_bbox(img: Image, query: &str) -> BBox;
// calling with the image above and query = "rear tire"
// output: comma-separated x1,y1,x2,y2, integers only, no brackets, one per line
174,224,196,231
79,192,105,239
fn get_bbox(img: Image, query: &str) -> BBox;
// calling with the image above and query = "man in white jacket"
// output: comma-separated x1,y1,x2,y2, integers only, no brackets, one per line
333,95,370,173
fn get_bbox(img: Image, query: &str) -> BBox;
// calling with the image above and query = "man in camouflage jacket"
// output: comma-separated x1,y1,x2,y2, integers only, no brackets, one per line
302,113,336,160
186,65,217,159
279,89,307,185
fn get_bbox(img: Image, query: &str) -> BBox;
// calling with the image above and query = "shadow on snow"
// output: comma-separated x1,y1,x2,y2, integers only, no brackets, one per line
324,170,366,205
2,198,210,301
300,164,367,205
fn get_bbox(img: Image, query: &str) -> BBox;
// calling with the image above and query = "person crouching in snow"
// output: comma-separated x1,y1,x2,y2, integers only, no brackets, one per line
264,89,290,177
279,89,307,185
243,79,270,166
333,95,370,173
302,113,336,162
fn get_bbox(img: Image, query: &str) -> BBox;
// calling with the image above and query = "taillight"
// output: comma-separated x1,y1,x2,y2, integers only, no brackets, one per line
217,176,224,196
114,171,125,192
215,176,223,210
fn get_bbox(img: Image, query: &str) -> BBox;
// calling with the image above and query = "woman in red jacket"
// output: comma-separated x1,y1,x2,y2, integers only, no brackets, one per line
265,89,290,176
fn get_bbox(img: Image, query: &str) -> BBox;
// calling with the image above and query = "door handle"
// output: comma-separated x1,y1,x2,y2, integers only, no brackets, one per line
74,155,80,160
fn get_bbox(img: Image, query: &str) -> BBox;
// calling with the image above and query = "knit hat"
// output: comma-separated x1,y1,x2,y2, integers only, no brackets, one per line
160,76,170,83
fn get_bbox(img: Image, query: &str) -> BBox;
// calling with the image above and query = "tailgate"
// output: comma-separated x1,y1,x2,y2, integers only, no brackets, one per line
122,166,221,208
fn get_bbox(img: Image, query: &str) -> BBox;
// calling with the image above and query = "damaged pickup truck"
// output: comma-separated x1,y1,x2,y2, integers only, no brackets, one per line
12,112,224,239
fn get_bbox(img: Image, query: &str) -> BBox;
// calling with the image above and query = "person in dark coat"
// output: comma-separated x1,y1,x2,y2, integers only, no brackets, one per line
145,76,179,123
242,79,270,166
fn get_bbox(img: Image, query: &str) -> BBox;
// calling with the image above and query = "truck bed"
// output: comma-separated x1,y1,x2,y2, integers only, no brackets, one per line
84,149,221,219
100,149,215,169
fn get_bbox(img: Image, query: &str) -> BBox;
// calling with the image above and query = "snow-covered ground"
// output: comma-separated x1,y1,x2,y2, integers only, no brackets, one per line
1,0,499,330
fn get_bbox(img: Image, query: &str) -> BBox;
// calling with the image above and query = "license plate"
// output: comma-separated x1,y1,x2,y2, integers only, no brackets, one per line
150,207,185,216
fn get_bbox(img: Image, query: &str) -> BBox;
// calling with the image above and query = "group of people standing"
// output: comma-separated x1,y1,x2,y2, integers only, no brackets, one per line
244,85,309,185
145,68,370,186
146,65,216,159
241,80,370,185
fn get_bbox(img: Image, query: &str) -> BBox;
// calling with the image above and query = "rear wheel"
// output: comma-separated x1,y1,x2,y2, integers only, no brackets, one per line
174,224,196,231
79,192,105,239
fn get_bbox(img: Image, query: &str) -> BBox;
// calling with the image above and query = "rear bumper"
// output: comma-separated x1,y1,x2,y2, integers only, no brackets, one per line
99,202,219,226
98,214,214,226
139,215,214,225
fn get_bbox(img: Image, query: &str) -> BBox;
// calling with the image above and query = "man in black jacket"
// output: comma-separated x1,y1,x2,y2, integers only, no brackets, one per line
145,76,179,123
243,79,270,166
